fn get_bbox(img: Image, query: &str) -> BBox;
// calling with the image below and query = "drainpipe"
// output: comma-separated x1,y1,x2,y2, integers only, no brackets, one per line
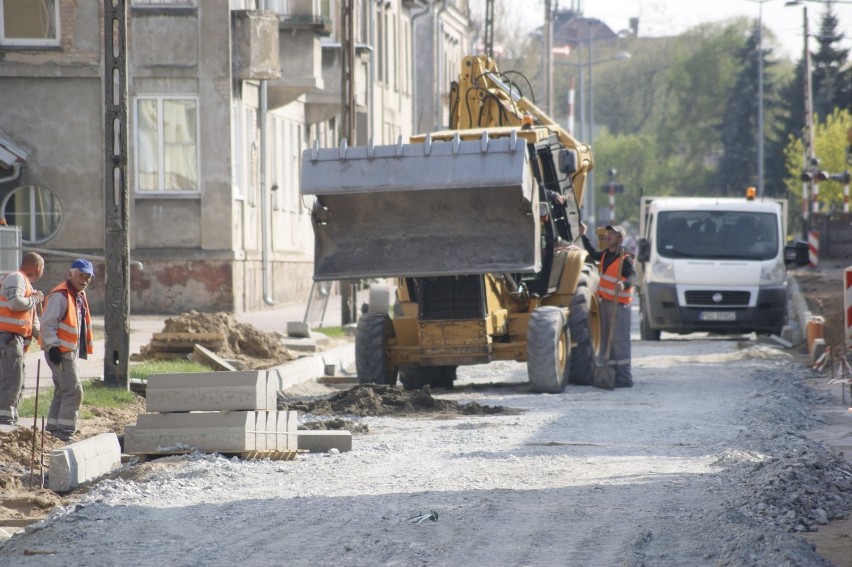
260,0,274,305
434,0,449,130
368,0,376,141
0,163,22,184
409,0,430,133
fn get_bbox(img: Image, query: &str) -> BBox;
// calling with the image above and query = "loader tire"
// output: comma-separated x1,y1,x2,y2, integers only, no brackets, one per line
527,306,570,393
399,364,457,390
355,313,398,386
567,283,601,385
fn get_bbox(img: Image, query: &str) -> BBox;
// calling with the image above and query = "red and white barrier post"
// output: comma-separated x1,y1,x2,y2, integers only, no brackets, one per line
845,266,852,352
808,230,820,268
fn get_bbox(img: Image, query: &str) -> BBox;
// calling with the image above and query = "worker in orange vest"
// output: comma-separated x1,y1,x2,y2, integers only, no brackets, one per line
40,259,95,442
0,252,45,426
580,223,636,388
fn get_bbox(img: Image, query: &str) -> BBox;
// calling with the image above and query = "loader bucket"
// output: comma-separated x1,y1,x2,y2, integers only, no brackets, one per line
301,133,540,281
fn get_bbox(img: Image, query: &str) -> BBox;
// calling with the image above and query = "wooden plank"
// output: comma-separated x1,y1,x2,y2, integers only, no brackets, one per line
152,332,226,342
150,340,225,351
193,344,237,371
152,352,190,360
131,450,298,462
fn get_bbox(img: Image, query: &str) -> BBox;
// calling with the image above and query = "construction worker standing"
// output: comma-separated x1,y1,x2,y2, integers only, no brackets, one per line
0,253,45,426
40,259,95,442
580,223,636,388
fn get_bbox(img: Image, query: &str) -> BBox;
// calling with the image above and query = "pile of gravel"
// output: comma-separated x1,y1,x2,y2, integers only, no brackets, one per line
720,367,852,533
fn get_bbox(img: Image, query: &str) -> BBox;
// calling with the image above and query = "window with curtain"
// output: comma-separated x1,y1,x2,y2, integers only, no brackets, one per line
0,0,59,47
136,96,199,193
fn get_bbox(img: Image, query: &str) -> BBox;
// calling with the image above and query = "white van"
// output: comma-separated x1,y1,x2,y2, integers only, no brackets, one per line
636,196,809,340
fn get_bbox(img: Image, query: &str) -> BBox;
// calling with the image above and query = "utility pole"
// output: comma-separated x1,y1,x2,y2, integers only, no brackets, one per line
803,5,815,239
103,1,130,389
340,0,357,325
757,1,765,198
543,0,553,115
484,0,495,59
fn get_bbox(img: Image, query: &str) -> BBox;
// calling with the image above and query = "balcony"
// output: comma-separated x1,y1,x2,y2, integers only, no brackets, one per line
232,10,281,81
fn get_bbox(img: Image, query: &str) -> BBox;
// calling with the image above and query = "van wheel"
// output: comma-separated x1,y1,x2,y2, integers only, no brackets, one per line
355,313,399,385
640,307,660,341
527,306,570,393
567,277,601,385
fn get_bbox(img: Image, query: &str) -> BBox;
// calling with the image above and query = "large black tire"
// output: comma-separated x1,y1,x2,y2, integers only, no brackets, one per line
527,306,570,393
355,313,398,385
567,282,601,385
399,364,457,390
639,297,661,341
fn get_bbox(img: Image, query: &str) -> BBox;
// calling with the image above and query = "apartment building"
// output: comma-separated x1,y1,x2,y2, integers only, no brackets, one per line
0,0,470,313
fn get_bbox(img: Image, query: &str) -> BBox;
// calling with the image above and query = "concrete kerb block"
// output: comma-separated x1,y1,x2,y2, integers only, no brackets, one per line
124,410,300,455
146,371,276,412
297,430,352,453
286,321,311,338
125,411,257,454
49,433,121,493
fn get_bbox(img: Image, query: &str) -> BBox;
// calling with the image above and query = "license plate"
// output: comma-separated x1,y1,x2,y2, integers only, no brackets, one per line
698,311,736,322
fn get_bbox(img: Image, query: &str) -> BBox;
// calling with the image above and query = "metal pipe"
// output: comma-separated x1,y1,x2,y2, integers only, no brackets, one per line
260,0,274,306
0,163,22,184
29,359,40,491
434,0,450,130
410,0,431,133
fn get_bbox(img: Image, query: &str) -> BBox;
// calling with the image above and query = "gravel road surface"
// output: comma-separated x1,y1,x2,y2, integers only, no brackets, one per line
1,333,851,566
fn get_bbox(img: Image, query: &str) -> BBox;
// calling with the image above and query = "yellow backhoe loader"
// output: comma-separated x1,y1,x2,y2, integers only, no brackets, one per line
301,55,602,393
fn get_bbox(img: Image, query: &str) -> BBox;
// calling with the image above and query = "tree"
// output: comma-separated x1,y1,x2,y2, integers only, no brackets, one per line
810,2,850,120
783,108,852,214
716,23,787,197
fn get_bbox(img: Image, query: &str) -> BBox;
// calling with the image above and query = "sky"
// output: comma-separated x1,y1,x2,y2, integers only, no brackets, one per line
502,0,852,60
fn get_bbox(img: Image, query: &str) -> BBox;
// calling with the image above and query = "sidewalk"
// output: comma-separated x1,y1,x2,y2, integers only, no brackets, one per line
19,289,366,398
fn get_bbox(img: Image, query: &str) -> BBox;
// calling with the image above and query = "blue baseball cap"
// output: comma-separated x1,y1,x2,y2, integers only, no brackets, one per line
71,259,95,276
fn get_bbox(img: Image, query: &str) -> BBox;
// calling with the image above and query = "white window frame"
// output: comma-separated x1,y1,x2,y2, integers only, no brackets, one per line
0,0,60,47
134,95,200,194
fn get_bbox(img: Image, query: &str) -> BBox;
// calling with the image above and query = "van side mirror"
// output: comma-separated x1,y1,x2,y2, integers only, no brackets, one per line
558,149,578,174
784,240,809,267
637,238,650,262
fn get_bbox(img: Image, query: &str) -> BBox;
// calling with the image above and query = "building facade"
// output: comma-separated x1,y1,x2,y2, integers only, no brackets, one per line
0,0,470,313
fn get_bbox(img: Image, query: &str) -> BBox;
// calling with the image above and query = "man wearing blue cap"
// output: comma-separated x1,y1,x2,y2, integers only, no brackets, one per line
39,259,95,442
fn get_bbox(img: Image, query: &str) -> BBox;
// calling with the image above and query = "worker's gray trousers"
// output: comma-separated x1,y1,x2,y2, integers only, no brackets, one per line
45,351,83,438
0,335,25,425
599,299,633,387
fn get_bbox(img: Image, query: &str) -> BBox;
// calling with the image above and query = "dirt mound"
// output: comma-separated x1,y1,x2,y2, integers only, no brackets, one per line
0,428,68,526
281,384,520,418
299,418,370,434
136,311,300,370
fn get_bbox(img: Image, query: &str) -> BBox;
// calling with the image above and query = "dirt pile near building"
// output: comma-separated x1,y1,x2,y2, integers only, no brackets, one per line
280,383,520,418
136,311,301,370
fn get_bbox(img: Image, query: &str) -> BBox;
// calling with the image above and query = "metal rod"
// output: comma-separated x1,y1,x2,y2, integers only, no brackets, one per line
29,359,41,490
40,416,45,489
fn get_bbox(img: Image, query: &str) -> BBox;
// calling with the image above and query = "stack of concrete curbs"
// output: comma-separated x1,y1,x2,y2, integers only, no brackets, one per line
124,371,297,458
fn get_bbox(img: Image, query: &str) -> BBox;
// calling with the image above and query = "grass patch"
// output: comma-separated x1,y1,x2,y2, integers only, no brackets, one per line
19,380,139,419
315,326,348,338
129,359,212,380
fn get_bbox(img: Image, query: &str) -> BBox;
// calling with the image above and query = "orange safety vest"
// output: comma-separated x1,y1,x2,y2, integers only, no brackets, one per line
42,281,94,354
0,271,36,337
597,250,634,305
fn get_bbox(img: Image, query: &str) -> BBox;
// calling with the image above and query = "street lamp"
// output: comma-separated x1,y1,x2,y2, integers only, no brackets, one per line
743,0,774,198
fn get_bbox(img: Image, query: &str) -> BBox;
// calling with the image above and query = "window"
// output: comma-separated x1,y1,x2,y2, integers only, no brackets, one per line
1,185,62,244
0,0,59,47
135,96,199,193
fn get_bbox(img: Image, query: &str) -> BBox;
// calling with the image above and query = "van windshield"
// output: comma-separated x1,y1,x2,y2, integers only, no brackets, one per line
655,211,778,261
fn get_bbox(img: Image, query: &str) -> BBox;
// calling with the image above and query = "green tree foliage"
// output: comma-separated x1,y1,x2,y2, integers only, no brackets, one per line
783,109,852,214
811,4,850,120
716,24,787,197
